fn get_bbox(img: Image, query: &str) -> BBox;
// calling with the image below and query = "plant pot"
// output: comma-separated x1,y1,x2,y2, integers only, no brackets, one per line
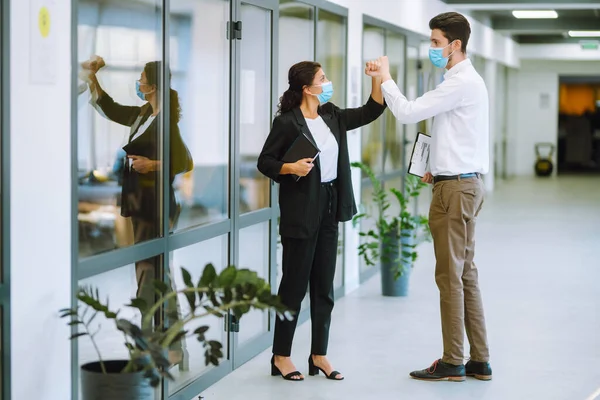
380,229,414,297
81,360,155,400
379,229,401,297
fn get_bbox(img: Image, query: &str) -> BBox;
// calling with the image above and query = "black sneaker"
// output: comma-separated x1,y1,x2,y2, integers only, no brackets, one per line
409,359,466,382
465,360,492,381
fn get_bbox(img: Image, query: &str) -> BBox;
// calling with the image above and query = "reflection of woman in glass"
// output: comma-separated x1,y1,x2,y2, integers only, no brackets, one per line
258,61,385,381
83,56,192,368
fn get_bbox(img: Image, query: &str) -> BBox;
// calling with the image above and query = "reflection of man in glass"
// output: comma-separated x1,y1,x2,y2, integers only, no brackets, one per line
82,56,193,368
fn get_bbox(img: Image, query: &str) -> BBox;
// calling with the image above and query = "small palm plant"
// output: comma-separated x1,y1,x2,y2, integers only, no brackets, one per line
351,162,431,279
61,263,290,387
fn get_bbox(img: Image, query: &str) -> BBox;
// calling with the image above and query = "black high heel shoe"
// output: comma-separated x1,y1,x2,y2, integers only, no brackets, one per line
308,355,344,380
271,355,304,381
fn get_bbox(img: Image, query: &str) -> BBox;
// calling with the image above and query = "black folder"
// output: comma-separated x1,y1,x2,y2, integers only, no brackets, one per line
282,132,321,181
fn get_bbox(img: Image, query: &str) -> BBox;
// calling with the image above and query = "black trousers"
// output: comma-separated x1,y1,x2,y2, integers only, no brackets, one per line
132,217,181,352
273,181,339,356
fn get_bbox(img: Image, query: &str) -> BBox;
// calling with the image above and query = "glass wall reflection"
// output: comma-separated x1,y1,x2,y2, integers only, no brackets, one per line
238,222,270,345
362,25,385,176
169,236,229,394
239,3,272,213
169,0,230,231
79,264,141,367
359,22,406,279
279,1,315,98
77,0,166,258
383,31,405,173
317,10,346,107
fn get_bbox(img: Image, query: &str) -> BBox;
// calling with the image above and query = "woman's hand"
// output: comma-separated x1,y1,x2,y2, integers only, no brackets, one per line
293,158,314,176
281,158,314,177
365,60,384,105
128,155,157,174
365,59,381,77
81,55,105,74
365,56,392,82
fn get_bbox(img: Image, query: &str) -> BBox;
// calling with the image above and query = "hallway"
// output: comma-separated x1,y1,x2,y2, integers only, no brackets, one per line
200,176,600,400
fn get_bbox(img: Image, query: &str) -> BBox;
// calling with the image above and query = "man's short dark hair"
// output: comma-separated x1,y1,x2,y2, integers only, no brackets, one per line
429,12,471,53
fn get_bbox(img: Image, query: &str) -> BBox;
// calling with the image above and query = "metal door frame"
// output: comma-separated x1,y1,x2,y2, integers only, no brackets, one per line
0,0,11,398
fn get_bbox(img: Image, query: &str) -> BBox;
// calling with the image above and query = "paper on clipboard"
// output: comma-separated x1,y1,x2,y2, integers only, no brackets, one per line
408,132,431,178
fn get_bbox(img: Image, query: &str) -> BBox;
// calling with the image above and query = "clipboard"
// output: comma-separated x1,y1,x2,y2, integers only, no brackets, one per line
407,132,431,178
282,132,321,181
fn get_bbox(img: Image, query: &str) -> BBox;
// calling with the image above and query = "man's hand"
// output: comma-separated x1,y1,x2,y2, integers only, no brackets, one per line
421,172,433,184
377,56,392,82
128,155,156,174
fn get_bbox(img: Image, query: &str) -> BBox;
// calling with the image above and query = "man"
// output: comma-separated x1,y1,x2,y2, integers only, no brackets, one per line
365,12,492,382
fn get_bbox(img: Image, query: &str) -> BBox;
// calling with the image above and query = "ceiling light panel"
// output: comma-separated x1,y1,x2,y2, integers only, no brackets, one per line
512,10,558,19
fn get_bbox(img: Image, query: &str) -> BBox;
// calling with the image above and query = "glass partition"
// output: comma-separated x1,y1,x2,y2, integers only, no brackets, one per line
74,0,348,397
77,0,165,258
360,19,406,280
317,10,346,107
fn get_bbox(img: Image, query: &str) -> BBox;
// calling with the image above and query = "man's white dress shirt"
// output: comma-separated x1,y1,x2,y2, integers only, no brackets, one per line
381,59,489,176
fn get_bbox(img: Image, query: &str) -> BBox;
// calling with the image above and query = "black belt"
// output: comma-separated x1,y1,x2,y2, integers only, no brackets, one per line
433,173,480,184
320,179,337,187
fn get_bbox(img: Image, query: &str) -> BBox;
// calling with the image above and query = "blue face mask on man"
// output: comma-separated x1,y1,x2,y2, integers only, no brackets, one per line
429,40,456,69
314,81,334,104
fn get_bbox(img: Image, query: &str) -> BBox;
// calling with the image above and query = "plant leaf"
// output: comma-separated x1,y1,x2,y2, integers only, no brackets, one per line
194,326,209,335
200,263,218,287
181,267,194,288
69,332,88,340
218,266,237,287
128,298,149,314
153,280,169,295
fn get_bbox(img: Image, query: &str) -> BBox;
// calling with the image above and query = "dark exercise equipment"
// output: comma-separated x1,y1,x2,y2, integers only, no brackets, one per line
534,143,555,177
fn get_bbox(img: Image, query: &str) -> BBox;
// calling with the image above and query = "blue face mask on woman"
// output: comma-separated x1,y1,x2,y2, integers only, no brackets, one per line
315,81,334,104
429,41,456,69
135,80,154,101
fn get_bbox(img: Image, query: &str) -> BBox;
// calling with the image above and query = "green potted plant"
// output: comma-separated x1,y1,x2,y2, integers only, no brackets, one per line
60,263,290,400
351,162,431,296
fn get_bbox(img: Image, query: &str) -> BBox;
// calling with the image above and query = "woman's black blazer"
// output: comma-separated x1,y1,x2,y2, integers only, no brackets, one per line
96,93,192,221
257,96,386,239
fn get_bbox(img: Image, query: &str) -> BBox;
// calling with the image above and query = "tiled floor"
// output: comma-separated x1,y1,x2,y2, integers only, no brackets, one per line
199,176,600,400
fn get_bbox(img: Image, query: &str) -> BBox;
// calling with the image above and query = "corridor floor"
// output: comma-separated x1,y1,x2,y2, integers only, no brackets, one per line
199,176,600,400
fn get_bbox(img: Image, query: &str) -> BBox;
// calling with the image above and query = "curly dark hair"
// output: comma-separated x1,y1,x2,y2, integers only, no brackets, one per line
143,61,182,123
277,61,321,115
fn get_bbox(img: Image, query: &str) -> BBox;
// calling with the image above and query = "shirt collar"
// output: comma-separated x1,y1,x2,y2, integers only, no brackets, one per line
444,58,472,79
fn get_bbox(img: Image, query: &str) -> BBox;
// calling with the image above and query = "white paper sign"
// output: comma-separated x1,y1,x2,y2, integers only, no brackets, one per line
30,0,58,84
408,132,431,178
240,69,255,125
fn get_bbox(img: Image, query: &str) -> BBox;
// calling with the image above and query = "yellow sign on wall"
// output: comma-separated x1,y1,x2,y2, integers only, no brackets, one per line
38,6,51,38
30,0,57,84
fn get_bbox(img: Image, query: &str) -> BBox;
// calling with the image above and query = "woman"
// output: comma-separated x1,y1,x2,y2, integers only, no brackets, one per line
257,61,385,381
83,57,192,368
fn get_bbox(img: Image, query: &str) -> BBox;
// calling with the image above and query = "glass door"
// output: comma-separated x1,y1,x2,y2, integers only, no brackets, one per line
0,0,8,396
359,18,407,282
232,0,278,369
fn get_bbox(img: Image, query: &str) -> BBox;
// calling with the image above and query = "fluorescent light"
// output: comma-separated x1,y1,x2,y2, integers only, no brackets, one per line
512,10,558,19
569,31,600,38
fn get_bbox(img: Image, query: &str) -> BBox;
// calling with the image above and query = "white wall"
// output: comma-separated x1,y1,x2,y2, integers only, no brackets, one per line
483,60,497,191
520,44,600,61
10,0,73,399
328,0,520,68
507,60,600,177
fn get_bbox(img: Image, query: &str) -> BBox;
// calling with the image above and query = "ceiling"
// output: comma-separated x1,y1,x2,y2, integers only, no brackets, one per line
441,0,600,44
